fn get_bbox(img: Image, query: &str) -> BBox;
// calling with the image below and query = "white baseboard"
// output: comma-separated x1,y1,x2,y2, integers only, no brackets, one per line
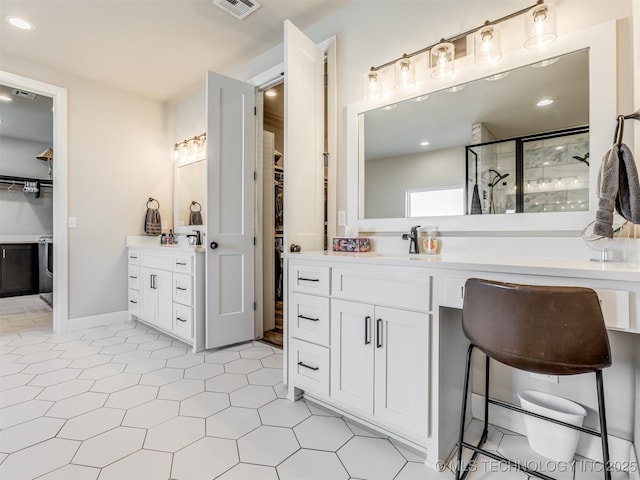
67,310,129,331
471,393,635,466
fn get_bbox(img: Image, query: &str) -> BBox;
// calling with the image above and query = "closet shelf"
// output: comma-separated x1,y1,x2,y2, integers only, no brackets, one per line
0,174,53,198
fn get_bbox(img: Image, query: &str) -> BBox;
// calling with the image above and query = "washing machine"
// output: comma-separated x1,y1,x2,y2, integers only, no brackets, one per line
38,236,53,306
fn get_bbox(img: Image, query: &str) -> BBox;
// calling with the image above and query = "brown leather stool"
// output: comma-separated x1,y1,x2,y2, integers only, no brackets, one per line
455,278,612,480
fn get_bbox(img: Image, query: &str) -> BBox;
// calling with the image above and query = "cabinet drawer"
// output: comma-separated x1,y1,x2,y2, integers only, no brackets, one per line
140,252,173,270
289,338,329,397
594,288,630,330
289,293,330,346
128,289,140,316
173,255,193,274
128,250,141,266
173,273,193,306
128,266,140,291
332,267,431,312
289,264,330,296
173,303,193,340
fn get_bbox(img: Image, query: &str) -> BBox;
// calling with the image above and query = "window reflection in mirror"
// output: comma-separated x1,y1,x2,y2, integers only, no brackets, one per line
176,159,206,229
360,48,589,220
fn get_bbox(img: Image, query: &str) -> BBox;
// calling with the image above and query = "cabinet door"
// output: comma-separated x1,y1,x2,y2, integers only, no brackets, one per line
330,299,374,414
139,267,157,324
0,244,38,297
374,306,429,437
155,269,173,332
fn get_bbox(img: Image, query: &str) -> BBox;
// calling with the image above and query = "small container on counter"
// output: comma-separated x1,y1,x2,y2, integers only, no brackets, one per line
422,227,439,255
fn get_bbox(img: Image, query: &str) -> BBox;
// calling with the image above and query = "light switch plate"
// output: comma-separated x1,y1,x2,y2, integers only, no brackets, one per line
162,220,168,230
68,216,77,228
338,210,346,226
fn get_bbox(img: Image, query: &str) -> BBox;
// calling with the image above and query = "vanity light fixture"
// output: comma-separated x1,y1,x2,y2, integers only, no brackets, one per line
431,41,456,79
363,70,383,100
524,1,557,49
394,55,416,90
474,23,502,65
173,133,206,163
4,16,34,30
361,0,557,99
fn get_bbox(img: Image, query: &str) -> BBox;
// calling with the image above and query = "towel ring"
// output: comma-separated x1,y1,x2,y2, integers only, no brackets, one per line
613,115,625,147
146,197,160,209
190,201,202,212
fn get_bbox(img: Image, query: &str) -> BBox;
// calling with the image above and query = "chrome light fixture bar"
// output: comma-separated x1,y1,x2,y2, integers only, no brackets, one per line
363,0,556,98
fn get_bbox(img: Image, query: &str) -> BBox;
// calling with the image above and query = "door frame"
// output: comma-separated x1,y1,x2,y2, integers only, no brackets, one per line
0,70,68,333
248,35,337,339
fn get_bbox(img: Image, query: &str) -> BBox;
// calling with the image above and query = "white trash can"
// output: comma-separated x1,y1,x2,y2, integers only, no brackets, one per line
518,390,587,462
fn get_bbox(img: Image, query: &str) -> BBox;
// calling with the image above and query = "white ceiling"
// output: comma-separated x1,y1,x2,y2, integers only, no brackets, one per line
0,0,350,103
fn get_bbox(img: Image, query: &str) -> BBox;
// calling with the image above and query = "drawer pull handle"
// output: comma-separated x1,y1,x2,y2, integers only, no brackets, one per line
129,275,138,279
176,262,187,266
365,315,371,345
176,286,187,291
176,317,188,323
129,300,138,304
297,361,319,371
298,314,319,322
298,277,319,282
376,319,383,348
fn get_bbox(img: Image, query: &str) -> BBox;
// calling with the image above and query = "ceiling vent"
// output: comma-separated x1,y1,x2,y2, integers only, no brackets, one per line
12,89,36,100
212,0,261,20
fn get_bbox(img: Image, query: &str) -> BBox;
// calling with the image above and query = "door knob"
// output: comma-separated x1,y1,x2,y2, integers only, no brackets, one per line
210,241,219,250
290,244,301,253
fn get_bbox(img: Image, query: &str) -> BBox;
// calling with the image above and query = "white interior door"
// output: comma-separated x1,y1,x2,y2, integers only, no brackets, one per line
206,71,256,349
284,20,325,253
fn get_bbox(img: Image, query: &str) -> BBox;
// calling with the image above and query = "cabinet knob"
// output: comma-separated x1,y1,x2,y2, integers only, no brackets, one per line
210,241,219,250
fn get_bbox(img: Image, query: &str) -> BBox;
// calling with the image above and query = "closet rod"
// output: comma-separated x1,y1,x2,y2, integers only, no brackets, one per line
0,174,53,187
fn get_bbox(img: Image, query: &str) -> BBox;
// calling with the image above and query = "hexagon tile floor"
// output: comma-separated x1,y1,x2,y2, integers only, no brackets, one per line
0,296,632,480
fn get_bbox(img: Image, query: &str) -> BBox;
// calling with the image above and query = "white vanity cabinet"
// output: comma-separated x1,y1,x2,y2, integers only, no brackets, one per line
128,247,205,352
287,263,331,397
286,258,432,446
331,300,429,438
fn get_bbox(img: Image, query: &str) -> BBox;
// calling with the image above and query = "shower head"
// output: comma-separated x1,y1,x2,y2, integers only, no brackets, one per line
488,171,510,187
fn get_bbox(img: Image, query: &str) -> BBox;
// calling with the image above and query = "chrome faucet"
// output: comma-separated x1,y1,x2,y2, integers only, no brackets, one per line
402,225,420,254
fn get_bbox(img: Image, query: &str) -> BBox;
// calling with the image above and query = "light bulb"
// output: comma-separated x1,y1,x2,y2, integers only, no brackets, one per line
364,70,382,99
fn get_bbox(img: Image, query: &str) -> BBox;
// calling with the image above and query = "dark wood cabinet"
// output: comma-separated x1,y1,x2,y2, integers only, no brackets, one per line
0,243,39,298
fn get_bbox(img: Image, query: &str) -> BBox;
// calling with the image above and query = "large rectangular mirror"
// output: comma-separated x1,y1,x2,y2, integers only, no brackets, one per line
363,49,589,219
347,22,616,233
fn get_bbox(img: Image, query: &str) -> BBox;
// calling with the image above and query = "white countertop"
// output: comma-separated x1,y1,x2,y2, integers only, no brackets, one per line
284,251,640,283
0,235,51,243
126,235,205,253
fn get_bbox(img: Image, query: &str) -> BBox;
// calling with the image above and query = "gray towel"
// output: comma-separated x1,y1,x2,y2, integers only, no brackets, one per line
594,143,640,238
145,208,162,236
189,201,203,225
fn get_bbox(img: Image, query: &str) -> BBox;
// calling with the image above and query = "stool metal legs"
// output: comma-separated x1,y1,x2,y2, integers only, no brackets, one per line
455,346,612,480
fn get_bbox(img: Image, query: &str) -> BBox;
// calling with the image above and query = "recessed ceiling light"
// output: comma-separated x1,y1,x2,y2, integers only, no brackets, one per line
448,84,465,93
265,90,277,97
4,16,34,30
536,98,554,107
0,94,12,102
531,57,559,68
485,72,510,81
420,141,430,146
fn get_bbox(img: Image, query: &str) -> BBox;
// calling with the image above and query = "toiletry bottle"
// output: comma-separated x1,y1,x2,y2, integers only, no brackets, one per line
160,233,167,245
168,229,175,245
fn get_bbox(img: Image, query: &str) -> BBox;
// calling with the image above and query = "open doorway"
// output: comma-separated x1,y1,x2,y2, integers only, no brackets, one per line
0,84,54,334
261,82,285,347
